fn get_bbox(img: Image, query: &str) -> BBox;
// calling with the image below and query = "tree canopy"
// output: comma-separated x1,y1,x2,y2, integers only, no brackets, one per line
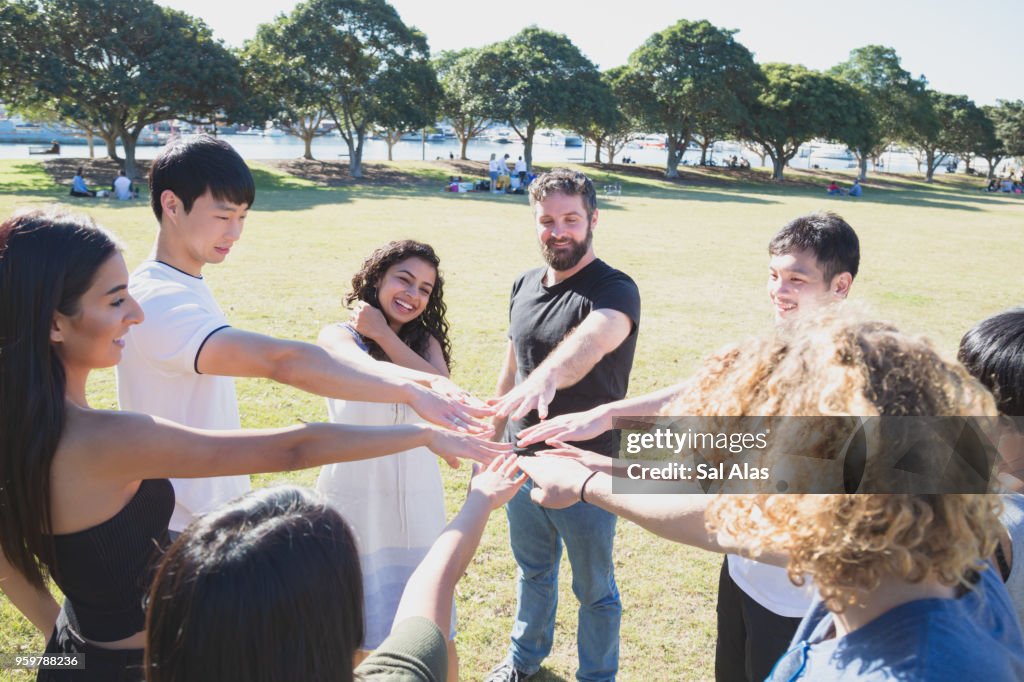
435,48,492,160
11,0,243,178
480,26,604,171
622,19,760,178
830,45,931,180
282,0,433,177
745,63,872,181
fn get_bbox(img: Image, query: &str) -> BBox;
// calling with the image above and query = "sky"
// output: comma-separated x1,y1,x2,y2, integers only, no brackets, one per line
159,0,1020,106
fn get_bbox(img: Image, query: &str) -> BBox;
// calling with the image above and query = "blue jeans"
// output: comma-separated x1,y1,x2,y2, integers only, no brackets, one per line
504,478,620,681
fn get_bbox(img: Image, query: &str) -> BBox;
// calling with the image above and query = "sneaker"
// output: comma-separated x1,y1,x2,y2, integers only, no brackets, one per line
483,661,533,682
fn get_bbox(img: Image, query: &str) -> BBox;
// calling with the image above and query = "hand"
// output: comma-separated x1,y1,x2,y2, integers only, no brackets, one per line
468,454,527,509
349,301,392,342
425,426,513,469
536,442,615,475
515,406,613,448
490,371,557,421
515,454,595,509
407,384,493,434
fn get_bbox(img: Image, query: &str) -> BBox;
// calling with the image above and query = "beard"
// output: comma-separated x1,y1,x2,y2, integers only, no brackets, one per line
541,224,593,271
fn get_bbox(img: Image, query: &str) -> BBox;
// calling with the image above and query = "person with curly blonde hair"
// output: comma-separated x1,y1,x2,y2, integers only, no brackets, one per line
519,313,1024,681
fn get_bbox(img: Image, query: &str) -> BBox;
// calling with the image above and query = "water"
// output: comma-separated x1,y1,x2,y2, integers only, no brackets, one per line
0,133,949,175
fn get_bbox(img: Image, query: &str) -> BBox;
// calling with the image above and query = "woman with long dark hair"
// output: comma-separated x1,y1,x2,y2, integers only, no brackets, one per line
145,456,525,682
316,240,463,678
0,210,507,681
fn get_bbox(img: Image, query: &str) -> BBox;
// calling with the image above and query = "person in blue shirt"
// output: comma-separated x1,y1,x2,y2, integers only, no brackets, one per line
69,167,96,198
847,179,863,197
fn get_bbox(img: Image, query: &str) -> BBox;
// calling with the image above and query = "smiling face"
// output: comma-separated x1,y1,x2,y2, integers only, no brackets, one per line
51,253,144,371
160,190,248,275
375,257,437,330
535,191,596,273
767,248,839,321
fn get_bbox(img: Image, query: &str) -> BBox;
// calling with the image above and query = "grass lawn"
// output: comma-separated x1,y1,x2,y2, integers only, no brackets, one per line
0,157,1021,681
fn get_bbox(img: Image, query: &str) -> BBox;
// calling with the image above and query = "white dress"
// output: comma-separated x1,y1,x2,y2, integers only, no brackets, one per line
315,325,450,649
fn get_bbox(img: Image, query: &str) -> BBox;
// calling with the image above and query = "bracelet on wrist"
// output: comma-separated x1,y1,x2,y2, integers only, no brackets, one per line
579,471,600,504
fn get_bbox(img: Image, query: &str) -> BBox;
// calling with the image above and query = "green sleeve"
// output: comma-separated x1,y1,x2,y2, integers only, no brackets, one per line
355,617,447,681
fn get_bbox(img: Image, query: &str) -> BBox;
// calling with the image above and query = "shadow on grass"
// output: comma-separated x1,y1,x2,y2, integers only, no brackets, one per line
530,669,571,682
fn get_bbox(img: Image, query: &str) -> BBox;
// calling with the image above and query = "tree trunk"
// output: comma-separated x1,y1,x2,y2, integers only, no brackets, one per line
665,135,684,178
459,136,469,160
122,132,138,181
699,140,711,165
385,137,396,161
348,130,365,178
925,148,936,183
771,147,787,181
963,154,973,173
523,122,536,173
302,133,314,160
857,155,868,182
593,139,603,164
103,133,121,162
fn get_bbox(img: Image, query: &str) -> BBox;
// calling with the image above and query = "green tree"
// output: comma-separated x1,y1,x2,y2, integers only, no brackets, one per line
830,45,931,181
974,105,1004,179
371,58,440,161
480,27,603,171
435,48,492,161
286,0,433,178
622,19,760,178
20,0,243,179
993,100,1024,163
0,0,42,100
906,91,984,183
573,67,637,164
744,63,872,182
239,13,333,160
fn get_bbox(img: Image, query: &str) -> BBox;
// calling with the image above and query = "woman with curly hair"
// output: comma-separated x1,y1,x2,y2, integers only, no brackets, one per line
518,313,1024,680
316,240,461,679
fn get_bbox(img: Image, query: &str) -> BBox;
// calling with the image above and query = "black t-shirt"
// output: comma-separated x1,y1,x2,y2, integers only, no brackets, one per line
506,258,641,456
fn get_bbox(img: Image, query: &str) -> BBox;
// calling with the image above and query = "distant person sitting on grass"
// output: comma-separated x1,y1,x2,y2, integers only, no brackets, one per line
847,178,863,197
69,167,96,198
113,170,138,200
827,180,842,195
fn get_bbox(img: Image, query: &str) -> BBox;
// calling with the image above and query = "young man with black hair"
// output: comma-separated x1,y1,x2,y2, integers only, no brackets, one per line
117,135,488,536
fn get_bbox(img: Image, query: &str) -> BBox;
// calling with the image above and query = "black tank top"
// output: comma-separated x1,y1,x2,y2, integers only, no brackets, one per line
50,479,174,641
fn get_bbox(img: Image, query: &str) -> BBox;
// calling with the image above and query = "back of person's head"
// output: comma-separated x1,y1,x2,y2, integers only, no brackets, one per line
119,170,126,177
76,166,83,176
959,308,1024,418
149,135,254,223
682,313,1002,612
768,212,860,282
0,208,120,589
145,485,363,682
528,168,597,222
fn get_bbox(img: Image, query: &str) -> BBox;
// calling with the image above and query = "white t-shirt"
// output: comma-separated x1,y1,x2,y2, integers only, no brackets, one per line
116,260,250,532
727,555,815,618
113,175,133,200
514,159,527,174
488,158,499,173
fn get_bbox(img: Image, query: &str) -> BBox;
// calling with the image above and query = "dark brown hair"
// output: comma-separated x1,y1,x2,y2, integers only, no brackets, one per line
345,240,452,369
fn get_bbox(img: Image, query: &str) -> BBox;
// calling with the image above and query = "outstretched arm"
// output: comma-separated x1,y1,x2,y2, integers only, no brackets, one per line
196,327,488,432
515,382,687,447
515,455,787,566
492,308,633,421
392,455,526,633
75,407,511,484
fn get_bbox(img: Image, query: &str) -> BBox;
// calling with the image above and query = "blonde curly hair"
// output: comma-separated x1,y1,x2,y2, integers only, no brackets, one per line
666,312,1003,612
